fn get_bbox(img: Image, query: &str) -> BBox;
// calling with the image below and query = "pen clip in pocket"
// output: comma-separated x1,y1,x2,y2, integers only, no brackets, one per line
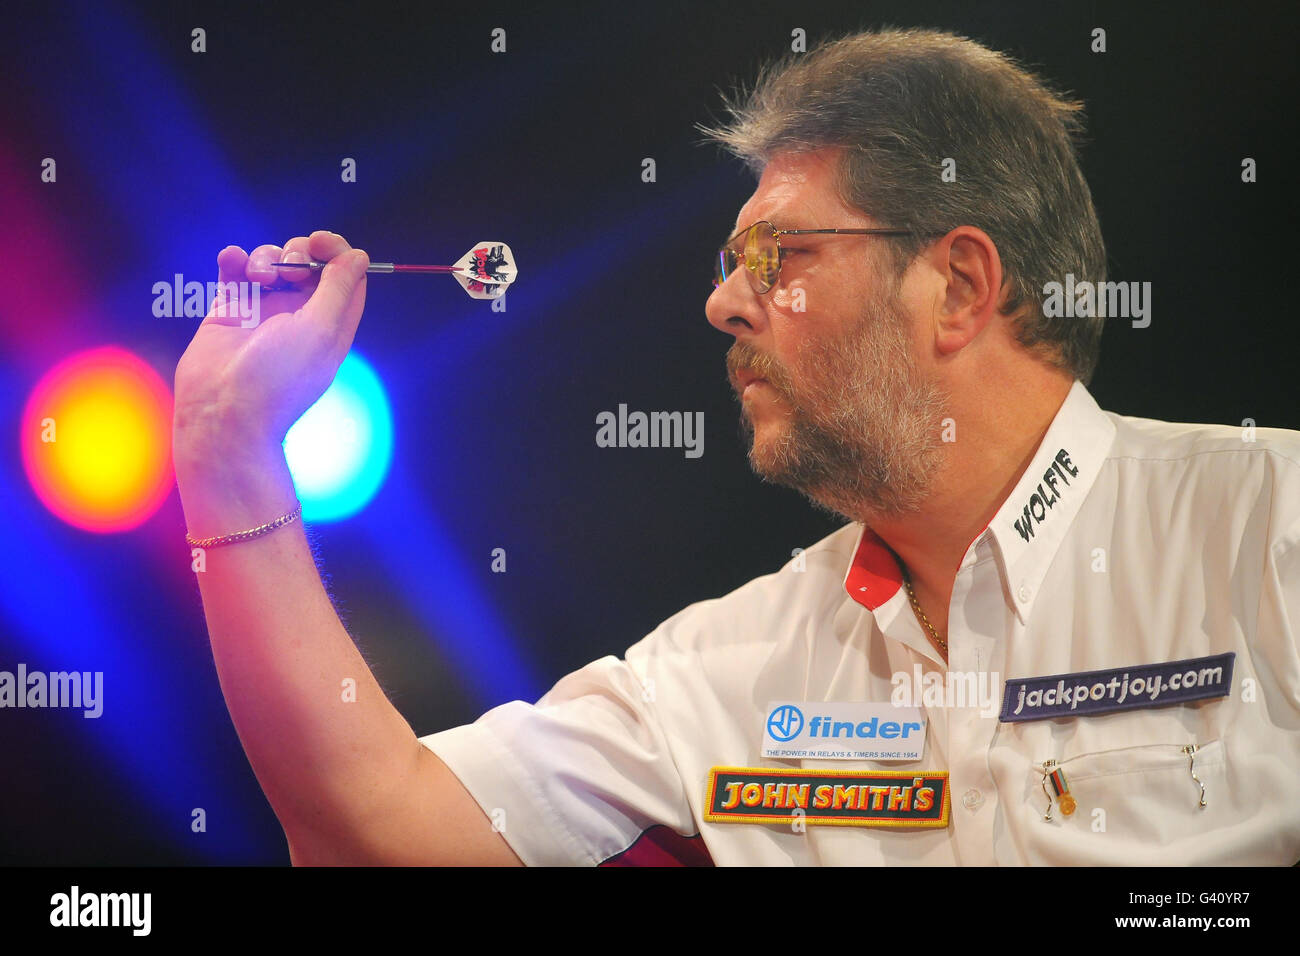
1182,744,1208,809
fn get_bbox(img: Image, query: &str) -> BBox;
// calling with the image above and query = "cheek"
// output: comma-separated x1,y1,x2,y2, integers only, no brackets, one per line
769,279,809,314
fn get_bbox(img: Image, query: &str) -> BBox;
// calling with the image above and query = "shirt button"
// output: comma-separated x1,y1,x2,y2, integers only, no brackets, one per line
961,788,984,810
1017,584,1032,603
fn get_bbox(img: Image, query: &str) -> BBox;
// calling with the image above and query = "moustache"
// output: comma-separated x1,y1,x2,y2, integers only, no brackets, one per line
726,342,793,398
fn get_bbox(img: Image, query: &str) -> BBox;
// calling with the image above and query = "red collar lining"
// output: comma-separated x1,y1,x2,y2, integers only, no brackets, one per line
844,527,902,611
844,520,991,612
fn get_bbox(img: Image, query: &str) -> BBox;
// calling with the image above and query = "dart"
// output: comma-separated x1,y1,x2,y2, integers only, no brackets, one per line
269,241,517,300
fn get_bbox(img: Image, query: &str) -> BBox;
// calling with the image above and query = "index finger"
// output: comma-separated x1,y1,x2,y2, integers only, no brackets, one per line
307,230,353,263
301,248,370,335
276,236,315,286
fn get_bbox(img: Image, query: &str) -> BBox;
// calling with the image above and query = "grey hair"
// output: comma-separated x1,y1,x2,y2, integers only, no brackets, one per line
699,28,1108,384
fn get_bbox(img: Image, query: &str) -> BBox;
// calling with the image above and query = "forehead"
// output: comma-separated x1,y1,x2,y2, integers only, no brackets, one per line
731,148,861,235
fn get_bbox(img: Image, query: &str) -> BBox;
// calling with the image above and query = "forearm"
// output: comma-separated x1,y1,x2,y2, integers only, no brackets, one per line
175,418,422,851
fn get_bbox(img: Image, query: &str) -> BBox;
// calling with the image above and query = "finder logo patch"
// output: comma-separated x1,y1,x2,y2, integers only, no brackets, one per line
704,766,950,828
762,701,925,761
999,653,1235,722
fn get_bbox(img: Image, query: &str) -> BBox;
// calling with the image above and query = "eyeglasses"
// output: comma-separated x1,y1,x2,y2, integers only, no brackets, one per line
714,219,926,294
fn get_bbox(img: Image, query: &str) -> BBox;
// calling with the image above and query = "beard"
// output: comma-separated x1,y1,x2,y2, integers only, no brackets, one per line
726,290,950,523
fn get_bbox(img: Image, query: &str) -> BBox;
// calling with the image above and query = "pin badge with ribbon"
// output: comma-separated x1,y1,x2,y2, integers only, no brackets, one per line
1040,759,1075,820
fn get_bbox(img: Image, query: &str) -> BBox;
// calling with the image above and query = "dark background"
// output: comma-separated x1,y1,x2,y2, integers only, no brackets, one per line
0,0,1295,864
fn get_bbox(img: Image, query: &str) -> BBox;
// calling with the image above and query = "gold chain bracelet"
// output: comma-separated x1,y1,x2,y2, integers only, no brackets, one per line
185,502,303,549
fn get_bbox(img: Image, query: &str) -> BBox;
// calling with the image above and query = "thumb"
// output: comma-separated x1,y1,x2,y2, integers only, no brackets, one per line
301,249,369,334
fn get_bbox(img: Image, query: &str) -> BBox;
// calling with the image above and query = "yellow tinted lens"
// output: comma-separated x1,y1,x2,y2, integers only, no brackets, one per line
745,223,780,291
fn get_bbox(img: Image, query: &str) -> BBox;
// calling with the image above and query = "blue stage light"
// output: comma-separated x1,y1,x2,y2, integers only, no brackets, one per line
283,351,394,522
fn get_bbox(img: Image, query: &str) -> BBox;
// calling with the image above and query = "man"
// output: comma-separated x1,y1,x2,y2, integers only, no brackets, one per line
174,29,1300,865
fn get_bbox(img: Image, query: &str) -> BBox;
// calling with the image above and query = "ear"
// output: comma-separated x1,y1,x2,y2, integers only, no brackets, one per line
930,226,1004,357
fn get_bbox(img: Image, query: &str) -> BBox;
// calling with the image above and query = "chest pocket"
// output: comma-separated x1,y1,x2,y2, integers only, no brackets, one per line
989,695,1240,862
1035,738,1225,825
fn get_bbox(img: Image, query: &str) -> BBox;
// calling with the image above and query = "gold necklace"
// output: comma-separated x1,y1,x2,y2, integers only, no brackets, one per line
901,566,948,655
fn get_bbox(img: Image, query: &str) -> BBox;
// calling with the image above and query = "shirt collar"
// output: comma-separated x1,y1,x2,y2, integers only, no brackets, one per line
843,379,1116,625
985,379,1115,622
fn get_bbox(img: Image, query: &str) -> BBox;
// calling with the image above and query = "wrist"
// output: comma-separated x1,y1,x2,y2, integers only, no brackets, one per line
173,416,299,542
174,398,281,455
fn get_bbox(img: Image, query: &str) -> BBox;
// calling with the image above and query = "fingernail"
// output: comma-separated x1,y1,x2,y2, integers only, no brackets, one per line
281,250,306,264
352,250,370,278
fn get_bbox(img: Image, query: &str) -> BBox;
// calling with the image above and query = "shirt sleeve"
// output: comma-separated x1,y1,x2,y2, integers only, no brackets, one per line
1259,514,1300,697
417,652,699,866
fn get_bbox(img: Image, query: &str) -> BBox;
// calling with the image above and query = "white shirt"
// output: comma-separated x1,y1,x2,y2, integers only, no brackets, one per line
419,380,1300,865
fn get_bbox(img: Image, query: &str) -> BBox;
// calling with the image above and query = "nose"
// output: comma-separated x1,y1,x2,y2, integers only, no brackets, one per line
705,269,769,339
